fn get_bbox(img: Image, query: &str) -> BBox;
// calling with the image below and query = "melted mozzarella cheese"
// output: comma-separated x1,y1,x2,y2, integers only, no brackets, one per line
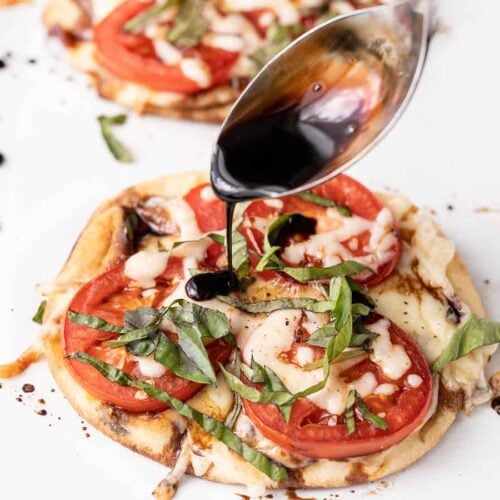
374,383,398,396
351,372,378,397
407,374,423,388
180,58,212,89
166,197,202,240
124,251,169,289
134,355,168,378
369,318,411,380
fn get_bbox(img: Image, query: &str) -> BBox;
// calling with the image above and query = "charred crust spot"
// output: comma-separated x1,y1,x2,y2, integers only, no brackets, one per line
278,469,305,489
103,405,130,437
345,462,369,485
161,429,186,467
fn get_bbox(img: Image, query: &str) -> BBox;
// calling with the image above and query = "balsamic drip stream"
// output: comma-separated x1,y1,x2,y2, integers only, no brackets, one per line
186,81,367,301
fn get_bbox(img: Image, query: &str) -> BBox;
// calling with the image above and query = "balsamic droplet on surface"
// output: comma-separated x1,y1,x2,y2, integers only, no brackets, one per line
22,383,35,393
273,214,317,247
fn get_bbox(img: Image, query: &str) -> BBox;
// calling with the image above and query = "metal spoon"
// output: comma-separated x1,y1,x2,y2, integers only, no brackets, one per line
211,0,431,202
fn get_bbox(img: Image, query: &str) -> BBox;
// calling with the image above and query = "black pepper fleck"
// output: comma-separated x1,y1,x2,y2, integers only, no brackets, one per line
447,204,454,211
27,58,37,64
484,279,490,285
22,383,35,393
38,398,46,405
37,409,47,416
15,396,23,403
0,59,6,69
0,153,5,166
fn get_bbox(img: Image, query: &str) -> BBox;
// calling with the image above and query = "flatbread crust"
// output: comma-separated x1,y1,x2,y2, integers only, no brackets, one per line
42,0,242,122
42,171,487,490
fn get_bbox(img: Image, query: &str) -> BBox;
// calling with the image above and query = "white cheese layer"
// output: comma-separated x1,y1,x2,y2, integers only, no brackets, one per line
124,251,169,289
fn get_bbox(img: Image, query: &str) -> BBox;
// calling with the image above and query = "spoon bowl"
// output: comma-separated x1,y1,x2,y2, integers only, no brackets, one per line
211,0,431,202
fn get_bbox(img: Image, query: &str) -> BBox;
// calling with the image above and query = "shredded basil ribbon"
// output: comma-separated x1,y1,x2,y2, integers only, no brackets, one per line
345,389,356,435
68,299,234,386
346,390,389,435
355,391,389,430
297,191,352,216
32,300,47,324
216,295,336,314
124,0,179,32
167,0,209,48
68,352,288,481
431,314,500,373
255,214,293,272
221,357,294,421
68,310,125,334
282,261,369,283
97,114,133,163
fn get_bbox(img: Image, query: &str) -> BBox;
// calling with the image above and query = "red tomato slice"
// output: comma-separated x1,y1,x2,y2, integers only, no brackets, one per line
64,260,233,412
93,0,238,93
244,174,401,287
243,316,432,459
184,183,227,232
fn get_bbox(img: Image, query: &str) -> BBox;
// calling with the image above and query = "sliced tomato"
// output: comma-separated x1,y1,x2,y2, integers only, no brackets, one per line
184,183,227,232
64,260,233,412
93,0,238,93
244,174,401,287
243,316,432,459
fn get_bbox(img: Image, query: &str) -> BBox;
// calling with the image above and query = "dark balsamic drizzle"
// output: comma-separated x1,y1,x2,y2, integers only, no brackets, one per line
273,214,316,247
185,203,237,301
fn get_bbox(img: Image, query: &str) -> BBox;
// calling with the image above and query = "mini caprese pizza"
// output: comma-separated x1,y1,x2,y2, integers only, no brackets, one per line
3,172,499,498
43,0,384,120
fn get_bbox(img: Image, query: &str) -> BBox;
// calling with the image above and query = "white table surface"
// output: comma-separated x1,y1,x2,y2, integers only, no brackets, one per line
1,1,499,499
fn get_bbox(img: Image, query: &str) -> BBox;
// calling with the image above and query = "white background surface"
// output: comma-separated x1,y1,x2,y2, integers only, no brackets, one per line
1,1,499,499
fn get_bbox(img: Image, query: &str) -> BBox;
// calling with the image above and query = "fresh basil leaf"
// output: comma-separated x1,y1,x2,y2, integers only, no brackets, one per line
220,364,294,406
207,233,225,244
245,358,294,421
68,310,125,334
431,314,500,373
231,229,250,279
32,300,47,324
126,335,160,356
68,352,288,481
294,316,353,399
351,303,372,317
97,114,133,163
167,300,233,342
224,394,242,430
223,353,243,429
302,349,369,371
330,277,352,330
124,307,161,330
345,389,356,435
124,0,179,32
355,391,389,430
107,307,163,348
167,0,209,48
255,245,282,272
155,333,212,384
217,295,335,314
346,276,376,308
297,192,352,216
306,323,337,348
165,300,234,385
283,261,368,283
107,325,160,348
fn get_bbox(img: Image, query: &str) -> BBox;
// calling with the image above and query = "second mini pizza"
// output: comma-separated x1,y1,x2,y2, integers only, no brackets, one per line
43,0,384,121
